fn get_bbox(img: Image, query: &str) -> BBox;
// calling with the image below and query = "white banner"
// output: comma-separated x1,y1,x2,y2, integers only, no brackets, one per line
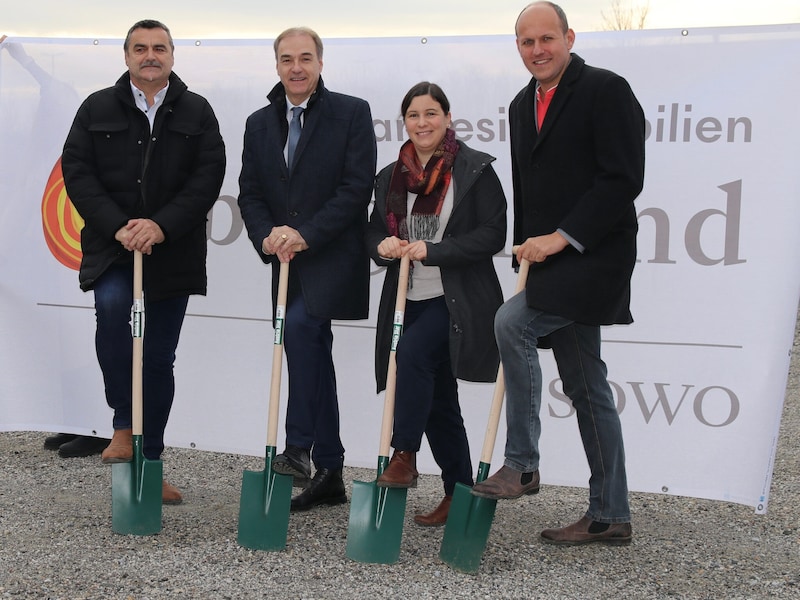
2,26,798,513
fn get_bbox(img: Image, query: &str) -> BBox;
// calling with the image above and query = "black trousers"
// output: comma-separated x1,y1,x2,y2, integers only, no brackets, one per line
392,296,473,495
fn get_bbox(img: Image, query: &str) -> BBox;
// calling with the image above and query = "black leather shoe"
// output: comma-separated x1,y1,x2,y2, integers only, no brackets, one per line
290,468,347,512
58,435,111,458
43,433,78,450
272,445,311,487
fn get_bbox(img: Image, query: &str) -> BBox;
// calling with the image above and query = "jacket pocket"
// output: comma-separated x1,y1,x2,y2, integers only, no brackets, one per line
166,121,204,137
87,121,129,135
162,121,204,179
87,121,135,179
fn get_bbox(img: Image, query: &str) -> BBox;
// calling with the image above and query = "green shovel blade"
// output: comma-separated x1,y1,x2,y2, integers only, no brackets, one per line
346,479,408,564
237,446,293,551
439,477,498,572
111,435,163,536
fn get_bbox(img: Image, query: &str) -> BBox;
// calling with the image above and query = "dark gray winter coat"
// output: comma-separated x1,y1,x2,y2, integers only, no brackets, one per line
367,141,507,391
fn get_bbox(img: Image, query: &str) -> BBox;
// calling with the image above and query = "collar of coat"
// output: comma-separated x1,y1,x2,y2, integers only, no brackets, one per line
518,53,585,144
378,140,496,212
113,71,188,107
266,76,327,112
527,52,584,98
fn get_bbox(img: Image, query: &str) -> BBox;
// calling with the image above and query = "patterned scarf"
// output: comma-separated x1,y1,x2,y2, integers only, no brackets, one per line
386,127,459,242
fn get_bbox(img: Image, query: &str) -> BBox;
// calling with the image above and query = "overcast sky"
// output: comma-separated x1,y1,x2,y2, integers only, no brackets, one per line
3,0,798,38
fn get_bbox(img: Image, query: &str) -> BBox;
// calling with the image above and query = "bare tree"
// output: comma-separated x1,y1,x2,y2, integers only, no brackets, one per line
601,0,650,30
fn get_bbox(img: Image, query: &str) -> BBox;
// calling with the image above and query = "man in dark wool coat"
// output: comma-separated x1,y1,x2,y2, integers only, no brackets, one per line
238,27,377,511
472,2,645,547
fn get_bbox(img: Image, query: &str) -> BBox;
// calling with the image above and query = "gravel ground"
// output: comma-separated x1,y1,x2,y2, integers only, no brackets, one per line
2,314,798,599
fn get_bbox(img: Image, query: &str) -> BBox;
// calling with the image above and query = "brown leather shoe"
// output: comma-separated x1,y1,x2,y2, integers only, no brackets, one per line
471,465,540,499
100,429,133,464
162,480,183,505
376,450,418,488
541,515,632,546
414,495,452,527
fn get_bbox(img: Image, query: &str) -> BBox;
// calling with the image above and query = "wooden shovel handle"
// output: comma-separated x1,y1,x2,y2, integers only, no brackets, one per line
378,255,411,457
131,250,144,436
479,248,530,464
267,261,290,447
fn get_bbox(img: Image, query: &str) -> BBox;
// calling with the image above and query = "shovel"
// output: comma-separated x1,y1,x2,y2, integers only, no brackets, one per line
439,251,530,572
238,260,294,551
112,249,163,535
346,254,411,564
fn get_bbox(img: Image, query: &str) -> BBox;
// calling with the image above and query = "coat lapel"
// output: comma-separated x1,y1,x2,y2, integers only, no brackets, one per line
287,85,325,172
291,100,318,168
517,82,538,147
533,54,583,150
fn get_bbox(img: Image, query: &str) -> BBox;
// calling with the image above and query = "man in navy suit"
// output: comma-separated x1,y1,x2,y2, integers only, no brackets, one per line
238,27,377,511
472,2,645,545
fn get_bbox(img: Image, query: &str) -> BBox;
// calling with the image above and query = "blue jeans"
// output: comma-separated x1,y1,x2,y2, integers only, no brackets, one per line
495,291,630,523
283,289,345,470
393,296,473,495
93,264,188,460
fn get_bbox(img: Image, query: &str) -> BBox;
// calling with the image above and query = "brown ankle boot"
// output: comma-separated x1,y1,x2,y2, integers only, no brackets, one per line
101,429,133,464
376,450,418,488
162,480,183,505
414,495,452,527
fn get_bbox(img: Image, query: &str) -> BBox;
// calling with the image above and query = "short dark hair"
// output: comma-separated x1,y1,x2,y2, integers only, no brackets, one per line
124,19,174,52
400,81,450,117
515,2,570,35
273,27,324,60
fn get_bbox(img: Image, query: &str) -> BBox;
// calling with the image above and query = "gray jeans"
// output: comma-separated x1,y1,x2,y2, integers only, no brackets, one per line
495,291,630,523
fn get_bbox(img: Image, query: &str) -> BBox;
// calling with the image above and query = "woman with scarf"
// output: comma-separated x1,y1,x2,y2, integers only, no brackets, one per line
366,82,507,526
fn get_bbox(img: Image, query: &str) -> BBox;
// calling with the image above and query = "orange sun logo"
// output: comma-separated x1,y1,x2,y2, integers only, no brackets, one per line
41,156,83,271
